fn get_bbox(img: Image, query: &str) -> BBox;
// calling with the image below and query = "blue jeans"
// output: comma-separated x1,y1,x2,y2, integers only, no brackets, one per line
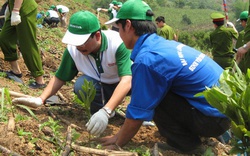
74,75,119,114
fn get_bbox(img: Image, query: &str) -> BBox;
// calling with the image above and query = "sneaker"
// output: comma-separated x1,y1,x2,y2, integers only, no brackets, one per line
5,71,24,84
28,82,46,89
156,142,205,155
5,70,22,78
217,130,232,144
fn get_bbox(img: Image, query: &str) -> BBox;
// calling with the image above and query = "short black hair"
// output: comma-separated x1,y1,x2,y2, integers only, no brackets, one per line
213,21,224,26
240,19,248,22
155,16,165,23
90,28,101,38
116,19,157,36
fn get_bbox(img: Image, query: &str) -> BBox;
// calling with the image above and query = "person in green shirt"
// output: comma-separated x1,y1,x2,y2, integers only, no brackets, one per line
12,11,132,136
155,16,178,41
235,11,248,49
236,7,250,73
0,0,45,88
210,12,238,69
97,0,122,31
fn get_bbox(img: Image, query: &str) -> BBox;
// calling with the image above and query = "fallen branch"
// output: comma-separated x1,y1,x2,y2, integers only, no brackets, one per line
7,116,15,135
71,143,138,156
57,91,68,103
0,144,21,156
61,126,72,156
151,143,159,156
0,88,30,98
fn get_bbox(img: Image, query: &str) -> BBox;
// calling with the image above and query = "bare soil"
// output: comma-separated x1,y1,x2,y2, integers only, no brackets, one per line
0,1,235,156
0,32,235,156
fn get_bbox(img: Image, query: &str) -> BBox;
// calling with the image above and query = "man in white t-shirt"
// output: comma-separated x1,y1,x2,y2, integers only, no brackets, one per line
12,11,132,136
56,5,69,27
42,5,60,27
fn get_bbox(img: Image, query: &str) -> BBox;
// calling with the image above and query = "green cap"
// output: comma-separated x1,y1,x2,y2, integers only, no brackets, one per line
58,8,62,13
117,2,123,7
112,0,118,5
105,0,153,25
62,11,100,46
40,11,45,15
237,11,248,21
50,5,56,10
210,12,225,22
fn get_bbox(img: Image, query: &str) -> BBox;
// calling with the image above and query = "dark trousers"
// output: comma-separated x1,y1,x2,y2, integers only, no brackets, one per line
43,17,60,26
153,91,230,152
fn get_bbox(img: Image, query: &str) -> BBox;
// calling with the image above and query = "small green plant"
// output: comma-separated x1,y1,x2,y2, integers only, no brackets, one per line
15,114,30,122
17,127,39,146
39,117,63,142
17,127,33,138
39,117,63,154
195,62,250,155
71,128,81,142
129,145,151,156
16,104,39,121
0,71,7,78
74,79,96,120
19,84,29,95
0,88,14,122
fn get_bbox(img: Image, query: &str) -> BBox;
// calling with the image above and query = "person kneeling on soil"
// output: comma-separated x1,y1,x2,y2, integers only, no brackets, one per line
99,0,231,155
12,11,132,136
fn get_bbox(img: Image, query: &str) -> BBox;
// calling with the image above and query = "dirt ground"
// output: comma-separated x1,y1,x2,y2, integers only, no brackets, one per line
0,1,235,155
0,36,235,156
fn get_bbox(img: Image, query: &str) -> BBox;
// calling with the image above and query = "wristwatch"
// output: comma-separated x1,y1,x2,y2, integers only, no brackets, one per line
243,44,248,50
103,107,113,116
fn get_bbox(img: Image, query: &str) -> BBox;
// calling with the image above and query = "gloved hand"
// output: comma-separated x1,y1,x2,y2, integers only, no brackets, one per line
86,108,111,136
11,11,21,26
109,3,114,9
4,5,10,21
12,97,43,108
97,8,102,12
227,22,235,27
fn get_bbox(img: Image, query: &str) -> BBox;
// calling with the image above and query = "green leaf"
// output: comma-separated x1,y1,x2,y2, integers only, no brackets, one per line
231,122,244,140
16,104,39,121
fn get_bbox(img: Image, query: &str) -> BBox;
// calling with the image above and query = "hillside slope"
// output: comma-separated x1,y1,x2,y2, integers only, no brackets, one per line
0,0,235,156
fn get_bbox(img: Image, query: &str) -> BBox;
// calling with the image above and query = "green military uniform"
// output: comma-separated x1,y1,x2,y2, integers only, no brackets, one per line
0,0,44,77
239,8,250,73
236,30,245,49
157,23,176,40
235,11,248,72
210,13,238,69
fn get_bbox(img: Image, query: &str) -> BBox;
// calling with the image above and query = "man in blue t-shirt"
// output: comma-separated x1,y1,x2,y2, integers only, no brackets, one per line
101,0,231,154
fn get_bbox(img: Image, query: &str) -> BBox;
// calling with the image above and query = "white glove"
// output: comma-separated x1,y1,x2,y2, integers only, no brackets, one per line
97,8,102,12
109,3,114,9
86,108,110,136
11,11,21,26
227,22,234,27
12,97,43,108
4,5,10,21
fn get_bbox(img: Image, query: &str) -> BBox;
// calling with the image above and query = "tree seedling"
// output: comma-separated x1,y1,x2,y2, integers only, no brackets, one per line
196,62,250,155
74,79,96,120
